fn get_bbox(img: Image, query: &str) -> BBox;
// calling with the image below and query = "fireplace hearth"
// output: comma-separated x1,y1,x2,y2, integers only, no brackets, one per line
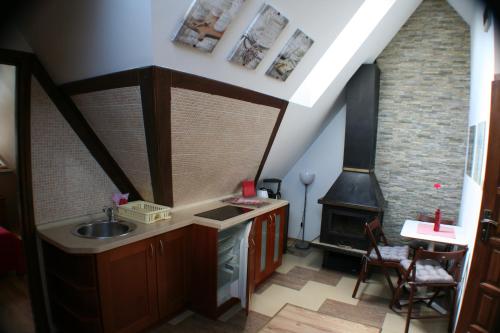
317,64,385,272
320,206,378,250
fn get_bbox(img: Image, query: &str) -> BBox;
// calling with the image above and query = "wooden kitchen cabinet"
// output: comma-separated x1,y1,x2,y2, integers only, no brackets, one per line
156,226,191,319
43,225,192,333
254,206,286,285
97,238,158,333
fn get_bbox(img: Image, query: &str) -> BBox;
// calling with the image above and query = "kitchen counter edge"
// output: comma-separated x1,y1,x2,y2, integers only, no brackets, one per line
37,199,289,254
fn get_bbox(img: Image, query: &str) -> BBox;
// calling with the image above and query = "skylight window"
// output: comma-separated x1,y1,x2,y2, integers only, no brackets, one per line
290,0,396,108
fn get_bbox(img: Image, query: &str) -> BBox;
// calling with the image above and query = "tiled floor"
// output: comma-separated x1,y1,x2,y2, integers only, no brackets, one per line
155,248,449,333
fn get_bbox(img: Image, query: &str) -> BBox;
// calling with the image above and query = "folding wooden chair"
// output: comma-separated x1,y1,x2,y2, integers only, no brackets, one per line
352,217,409,299
391,247,467,333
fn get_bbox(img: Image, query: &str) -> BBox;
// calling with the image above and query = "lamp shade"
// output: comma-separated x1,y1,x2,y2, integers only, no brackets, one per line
299,171,315,185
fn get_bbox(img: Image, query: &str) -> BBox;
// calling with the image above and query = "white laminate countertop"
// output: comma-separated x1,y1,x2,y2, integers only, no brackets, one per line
37,197,288,254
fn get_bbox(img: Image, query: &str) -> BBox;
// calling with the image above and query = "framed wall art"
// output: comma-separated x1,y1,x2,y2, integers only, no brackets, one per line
266,29,313,81
172,0,246,53
228,4,288,69
465,124,475,177
473,121,486,184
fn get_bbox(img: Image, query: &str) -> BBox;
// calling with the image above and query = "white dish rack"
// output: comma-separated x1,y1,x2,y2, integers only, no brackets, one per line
117,201,171,224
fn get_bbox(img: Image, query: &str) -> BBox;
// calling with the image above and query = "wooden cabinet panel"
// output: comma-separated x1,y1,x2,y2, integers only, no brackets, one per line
246,221,257,315
97,238,158,333
190,224,218,318
270,207,285,272
43,241,102,333
156,226,191,319
254,207,287,286
254,213,272,285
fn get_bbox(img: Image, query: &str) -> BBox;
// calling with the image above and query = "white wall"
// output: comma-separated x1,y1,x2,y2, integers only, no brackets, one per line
0,64,17,169
151,0,363,102
281,99,346,241
448,0,495,320
496,23,500,74
19,0,152,84
16,0,421,192
259,0,422,182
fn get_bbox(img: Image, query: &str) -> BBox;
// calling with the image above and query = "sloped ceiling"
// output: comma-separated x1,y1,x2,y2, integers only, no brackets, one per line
16,0,422,185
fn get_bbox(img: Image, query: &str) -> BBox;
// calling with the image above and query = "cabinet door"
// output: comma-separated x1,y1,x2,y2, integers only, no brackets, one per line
246,221,257,315
156,227,191,319
270,207,285,271
97,238,158,333
254,214,272,285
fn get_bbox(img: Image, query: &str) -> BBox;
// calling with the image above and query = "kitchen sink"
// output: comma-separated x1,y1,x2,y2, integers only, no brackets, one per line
72,220,136,239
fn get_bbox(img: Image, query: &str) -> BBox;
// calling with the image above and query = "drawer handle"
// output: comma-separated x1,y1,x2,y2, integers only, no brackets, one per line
159,240,164,255
149,243,154,258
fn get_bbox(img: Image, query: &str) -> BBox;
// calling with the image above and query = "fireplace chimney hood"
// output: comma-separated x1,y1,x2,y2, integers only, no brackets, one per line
318,64,385,212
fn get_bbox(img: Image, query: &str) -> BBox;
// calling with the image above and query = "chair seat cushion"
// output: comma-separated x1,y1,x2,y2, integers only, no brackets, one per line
400,259,454,283
369,245,409,262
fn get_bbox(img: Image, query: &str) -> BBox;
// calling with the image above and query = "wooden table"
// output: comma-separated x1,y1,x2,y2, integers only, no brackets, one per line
401,219,468,250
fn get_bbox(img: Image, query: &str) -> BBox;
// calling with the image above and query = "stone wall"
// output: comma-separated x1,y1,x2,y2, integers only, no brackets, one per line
375,0,470,241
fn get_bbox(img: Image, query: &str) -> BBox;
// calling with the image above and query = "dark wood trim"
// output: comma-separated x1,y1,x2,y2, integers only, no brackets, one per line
139,67,174,206
60,68,142,95
170,69,286,109
283,204,289,254
0,48,51,333
30,58,142,201
59,65,289,206
168,67,289,186
190,224,218,318
455,80,500,332
254,100,288,184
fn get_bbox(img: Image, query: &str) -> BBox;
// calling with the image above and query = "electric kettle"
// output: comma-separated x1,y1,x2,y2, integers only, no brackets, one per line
260,178,282,199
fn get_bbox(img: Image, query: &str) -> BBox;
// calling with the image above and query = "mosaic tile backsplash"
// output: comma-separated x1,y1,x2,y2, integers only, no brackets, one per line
73,86,154,202
31,78,118,224
374,0,470,242
171,87,280,206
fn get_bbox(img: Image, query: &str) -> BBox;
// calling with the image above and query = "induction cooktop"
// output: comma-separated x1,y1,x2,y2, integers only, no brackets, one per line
194,205,253,221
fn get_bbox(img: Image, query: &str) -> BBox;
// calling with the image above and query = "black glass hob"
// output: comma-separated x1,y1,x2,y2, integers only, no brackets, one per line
194,205,253,221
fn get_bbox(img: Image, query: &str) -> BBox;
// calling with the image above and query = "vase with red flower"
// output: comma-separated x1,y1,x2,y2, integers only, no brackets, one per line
433,183,442,231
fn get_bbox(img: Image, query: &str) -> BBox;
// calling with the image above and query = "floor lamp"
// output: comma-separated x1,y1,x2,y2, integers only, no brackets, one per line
295,171,315,250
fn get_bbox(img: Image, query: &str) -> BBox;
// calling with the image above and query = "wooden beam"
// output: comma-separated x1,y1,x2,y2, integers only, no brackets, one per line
30,58,142,200
60,68,142,95
0,48,51,333
254,99,288,184
170,69,286,109
139,67,174,206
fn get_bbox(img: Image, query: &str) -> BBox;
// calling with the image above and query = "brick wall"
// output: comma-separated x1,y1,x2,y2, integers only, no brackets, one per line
374,0,470,241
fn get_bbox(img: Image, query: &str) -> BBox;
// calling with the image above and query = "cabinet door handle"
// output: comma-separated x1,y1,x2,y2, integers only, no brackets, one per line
268,214,273,222
159,239,164,255
149,243,154,258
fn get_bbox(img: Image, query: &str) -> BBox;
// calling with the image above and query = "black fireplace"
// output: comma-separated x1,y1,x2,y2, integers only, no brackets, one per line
318,64,385,258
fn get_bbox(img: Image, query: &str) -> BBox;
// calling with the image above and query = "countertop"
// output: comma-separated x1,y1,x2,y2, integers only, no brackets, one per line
37,197,288,254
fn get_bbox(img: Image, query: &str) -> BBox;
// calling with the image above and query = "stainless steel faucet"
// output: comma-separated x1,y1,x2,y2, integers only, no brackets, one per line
103,207,116,222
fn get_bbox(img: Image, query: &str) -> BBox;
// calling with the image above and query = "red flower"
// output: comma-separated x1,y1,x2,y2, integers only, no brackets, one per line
434,183,441,189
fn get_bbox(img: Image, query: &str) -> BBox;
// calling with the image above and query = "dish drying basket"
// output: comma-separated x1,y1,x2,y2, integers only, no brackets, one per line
117,201,171,224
